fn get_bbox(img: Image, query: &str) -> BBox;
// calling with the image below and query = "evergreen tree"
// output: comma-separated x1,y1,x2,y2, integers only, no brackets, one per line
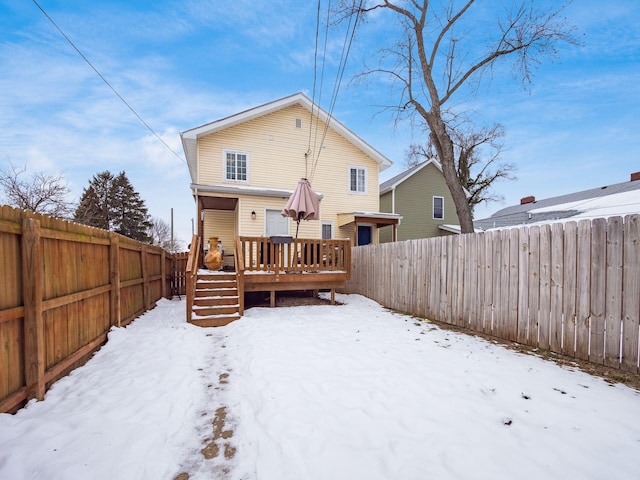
111,171,152,242
74,171,114,229
74,170,151,242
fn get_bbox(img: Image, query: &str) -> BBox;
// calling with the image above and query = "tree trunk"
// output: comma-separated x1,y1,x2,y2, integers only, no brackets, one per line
428,116,475,234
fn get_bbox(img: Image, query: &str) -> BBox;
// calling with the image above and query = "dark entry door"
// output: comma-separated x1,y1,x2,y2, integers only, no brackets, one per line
357,225,372,246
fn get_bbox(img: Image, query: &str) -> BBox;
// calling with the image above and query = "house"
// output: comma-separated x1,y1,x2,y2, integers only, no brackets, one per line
179,93,401,325
474,171,640,231
379,159,460,242
181,92,401,255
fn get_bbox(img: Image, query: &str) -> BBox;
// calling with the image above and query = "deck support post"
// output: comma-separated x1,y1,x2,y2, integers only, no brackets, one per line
270,290,276,307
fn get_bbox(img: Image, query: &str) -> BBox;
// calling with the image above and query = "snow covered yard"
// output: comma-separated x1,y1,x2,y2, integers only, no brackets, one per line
1,295,639,480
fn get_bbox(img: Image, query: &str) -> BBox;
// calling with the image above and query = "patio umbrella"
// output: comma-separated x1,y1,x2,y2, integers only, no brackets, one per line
282,178,319,237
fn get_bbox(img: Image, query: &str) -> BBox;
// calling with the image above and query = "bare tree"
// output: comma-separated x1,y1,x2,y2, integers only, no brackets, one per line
406,123,516,216
148,216,185,252
0,162,72,218
336,0,577,232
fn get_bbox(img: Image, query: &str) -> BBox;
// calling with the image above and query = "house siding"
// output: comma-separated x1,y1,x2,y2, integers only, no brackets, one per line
203,209,236,259
198,104,380,243
379,191,394,243
380,162,458,241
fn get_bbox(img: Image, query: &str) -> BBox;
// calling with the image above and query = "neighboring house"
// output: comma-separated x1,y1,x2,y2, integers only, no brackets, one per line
379,159,460,242
475,171,640,231
180,92,401,262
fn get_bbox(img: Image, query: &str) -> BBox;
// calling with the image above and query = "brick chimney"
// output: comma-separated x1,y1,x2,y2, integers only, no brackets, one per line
631,171,640,182
520,195,536,205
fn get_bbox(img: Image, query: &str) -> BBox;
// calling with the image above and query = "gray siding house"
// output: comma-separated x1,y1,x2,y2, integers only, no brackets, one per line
475,171,640,230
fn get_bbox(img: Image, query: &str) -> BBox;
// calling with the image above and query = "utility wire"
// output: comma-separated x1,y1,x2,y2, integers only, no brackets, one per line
31,0,187,168
310,0,363,182
311,0,332,169
307,0,323,179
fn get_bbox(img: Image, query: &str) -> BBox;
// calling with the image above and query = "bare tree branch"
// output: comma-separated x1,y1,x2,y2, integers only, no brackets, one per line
334,0,577,233
0,162,72,218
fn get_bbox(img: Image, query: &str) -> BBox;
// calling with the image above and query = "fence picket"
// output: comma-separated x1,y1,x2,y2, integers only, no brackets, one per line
538,225,552,349
527,226,540,347
517,227,530,344
507,228,519,341
483,231,494,334
562,222,578,356
550,223,564,353
605,217,623,368
622,215,640,373
575,220,592,361
590,218,607,364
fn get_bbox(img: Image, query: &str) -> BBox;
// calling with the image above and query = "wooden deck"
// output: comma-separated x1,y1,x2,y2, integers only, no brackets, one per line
186,236,351,324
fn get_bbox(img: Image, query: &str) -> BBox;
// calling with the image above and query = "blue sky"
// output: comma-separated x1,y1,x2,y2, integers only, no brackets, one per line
1,0,639,244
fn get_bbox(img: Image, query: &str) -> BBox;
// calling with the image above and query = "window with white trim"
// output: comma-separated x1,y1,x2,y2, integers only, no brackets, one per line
433,196,444,220
224,150,248,182
321,222,333,239
349,166,366,193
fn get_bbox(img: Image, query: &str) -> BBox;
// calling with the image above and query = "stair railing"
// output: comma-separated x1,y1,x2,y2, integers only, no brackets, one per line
235,236,245,315
185,235,201,322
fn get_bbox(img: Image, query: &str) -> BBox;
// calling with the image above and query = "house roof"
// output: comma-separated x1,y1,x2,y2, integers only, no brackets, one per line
181,92,393,183
475,175,640,230
379,158,442,194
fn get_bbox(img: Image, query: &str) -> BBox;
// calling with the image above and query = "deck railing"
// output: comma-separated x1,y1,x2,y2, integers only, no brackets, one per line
235,236,351,277
185,235,201,322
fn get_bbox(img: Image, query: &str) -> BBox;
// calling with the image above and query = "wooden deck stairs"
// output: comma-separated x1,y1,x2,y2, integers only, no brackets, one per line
191,271,241,327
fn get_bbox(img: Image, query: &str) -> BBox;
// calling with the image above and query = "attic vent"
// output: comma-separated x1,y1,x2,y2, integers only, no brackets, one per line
295,118,302,129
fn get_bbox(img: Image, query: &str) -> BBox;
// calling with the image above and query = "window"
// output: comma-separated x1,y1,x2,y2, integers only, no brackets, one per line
224,150,248,182
433,196,444,220
321,222,333,239
349,166,366,193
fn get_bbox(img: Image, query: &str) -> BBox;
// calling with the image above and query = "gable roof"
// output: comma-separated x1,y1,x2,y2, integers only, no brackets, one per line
379,158,442,194
181,92,392,183
475,176,640,230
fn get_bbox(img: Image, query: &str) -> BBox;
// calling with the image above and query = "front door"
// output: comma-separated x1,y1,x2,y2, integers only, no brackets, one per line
265,209,289,237
357,225,372,246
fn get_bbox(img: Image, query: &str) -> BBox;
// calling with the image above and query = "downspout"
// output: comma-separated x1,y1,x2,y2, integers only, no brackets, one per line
391,186,396,214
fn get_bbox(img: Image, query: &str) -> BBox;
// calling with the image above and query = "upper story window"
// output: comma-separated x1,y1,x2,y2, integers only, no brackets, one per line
349,166,367,193
224,150,248,182
433,196,444,220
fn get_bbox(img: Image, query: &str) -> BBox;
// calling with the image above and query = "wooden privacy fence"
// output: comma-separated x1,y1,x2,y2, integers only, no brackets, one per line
345,215,640,374
0,206,175,413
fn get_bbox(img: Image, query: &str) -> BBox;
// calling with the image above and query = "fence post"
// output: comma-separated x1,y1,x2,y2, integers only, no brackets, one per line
109,233,121,327
141,245,150,311
22,216,45,401
161,250,168,299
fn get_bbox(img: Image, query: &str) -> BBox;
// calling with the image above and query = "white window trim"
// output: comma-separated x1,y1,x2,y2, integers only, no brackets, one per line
348,165,367,194
433,196,444,220
222,149,250,183
321,221,334,239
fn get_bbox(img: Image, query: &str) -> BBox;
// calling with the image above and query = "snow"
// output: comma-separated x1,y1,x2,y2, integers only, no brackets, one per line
529,189,640,221
1,295,639,480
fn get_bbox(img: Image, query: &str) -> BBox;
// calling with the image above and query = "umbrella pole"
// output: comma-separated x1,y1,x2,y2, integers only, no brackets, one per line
295,219,300,238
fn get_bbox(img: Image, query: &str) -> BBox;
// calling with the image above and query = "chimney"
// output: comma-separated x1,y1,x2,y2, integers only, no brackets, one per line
631,171,640,182
520,195,536,205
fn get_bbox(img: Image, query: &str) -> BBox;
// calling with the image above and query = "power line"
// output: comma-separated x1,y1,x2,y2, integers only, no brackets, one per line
307,0,323,179
31,0,188,168
311,0,332,169
310,0,363,182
